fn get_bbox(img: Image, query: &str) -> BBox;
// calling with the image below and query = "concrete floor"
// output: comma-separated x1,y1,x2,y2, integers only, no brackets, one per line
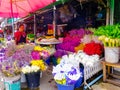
21,68,120,90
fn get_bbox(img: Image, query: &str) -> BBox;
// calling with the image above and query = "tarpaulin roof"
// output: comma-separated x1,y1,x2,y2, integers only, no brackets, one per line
0,0,56,18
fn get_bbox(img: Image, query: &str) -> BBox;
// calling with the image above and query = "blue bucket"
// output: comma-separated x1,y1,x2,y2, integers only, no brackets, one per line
74,68,84,88
57,83,74,90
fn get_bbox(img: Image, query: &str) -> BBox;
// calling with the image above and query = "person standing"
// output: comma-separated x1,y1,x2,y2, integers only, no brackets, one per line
14,24,26,44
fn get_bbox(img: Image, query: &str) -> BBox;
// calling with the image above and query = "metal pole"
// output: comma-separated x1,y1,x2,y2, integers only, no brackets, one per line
106,0,110,25
34,14,36,36
110,0,114,25
53,6,56,37
10,0,14,37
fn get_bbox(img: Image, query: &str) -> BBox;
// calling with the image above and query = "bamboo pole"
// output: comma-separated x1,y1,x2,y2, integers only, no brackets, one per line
34,14,36,36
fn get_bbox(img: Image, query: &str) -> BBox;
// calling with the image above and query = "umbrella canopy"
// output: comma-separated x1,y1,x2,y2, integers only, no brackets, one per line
0,0,56,18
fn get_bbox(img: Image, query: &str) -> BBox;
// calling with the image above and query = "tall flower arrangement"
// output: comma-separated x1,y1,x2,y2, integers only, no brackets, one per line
94,25,120,47
94,25,120,63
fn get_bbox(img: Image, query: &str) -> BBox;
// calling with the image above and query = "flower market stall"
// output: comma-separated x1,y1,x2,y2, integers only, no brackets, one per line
1,0,120,90
0,39,53,90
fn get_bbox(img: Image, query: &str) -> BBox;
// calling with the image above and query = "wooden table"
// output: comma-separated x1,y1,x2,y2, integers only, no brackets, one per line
101,60,120,86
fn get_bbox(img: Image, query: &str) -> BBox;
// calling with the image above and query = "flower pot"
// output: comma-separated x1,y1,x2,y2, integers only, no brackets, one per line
105,47,120,63
4,75,21,90
57,83,74,90
25,71,40,89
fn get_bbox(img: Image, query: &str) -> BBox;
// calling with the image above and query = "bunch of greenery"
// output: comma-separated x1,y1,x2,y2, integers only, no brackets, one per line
94,24,120,47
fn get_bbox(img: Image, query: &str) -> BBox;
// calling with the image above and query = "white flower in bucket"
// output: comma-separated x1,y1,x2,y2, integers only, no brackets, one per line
77,51,100,67
52,63,82,85
54,73,65,81
21,65,40,74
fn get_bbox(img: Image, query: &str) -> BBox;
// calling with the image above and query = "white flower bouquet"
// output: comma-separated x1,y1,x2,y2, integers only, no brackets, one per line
52,63,82,85
21,65,40,74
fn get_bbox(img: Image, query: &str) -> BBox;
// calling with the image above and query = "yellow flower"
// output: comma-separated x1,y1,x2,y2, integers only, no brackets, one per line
30,60,47,71
34,46,44,51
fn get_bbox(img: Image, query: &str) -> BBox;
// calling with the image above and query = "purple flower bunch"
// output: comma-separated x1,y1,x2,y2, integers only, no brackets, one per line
12,48,32,67
56,28,93,52
69,28,93,37
54,50,68,58
56,35,80,52
0,48,6,62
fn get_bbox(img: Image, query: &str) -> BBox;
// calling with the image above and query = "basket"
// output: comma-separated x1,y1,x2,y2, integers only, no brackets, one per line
105,47,120,63
57,83,74,90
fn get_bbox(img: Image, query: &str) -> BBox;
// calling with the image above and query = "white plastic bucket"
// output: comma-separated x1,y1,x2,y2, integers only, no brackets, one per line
105,47,120,63
21,73,26,83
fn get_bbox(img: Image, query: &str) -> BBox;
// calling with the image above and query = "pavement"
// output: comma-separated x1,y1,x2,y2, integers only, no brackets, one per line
21,67,120,90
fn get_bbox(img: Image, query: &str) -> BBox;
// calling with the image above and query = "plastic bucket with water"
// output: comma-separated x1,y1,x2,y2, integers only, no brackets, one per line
105,47,120,63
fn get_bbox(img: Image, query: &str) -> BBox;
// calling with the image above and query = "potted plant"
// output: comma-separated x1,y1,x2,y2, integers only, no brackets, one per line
94,24,120,63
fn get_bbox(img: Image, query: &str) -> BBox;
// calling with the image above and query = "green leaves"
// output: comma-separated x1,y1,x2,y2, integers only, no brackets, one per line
94,24,120,39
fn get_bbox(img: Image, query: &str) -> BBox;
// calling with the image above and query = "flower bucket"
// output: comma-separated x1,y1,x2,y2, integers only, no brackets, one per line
20,73,26,83
105,47,120,63
4,75,21,90
25,71,40,89
57,83,74,90
74,68,84,88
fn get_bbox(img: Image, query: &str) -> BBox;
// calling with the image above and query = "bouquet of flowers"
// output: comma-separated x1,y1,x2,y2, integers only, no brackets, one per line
83,42,103,56
52,63,82,85
21,60,47,74
12,44,35,67
94,25,120,47
33,45,55,60
0,60,21,77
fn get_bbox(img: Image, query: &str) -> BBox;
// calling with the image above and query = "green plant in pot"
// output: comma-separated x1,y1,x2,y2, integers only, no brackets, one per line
94,24,120,63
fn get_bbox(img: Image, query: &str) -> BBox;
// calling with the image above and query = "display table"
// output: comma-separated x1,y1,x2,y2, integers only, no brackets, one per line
101,60,120,86
35,38,62,45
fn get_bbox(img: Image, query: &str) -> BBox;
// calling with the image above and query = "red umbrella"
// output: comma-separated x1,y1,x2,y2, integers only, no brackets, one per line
0,0,56,18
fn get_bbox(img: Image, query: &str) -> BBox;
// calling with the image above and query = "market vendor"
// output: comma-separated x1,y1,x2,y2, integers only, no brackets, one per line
14,24,26,44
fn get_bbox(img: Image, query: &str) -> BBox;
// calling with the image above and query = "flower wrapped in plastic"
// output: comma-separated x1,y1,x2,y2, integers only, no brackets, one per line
52,64,82,85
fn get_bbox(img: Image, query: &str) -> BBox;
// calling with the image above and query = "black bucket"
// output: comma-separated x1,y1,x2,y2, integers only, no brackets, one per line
25,71,40,89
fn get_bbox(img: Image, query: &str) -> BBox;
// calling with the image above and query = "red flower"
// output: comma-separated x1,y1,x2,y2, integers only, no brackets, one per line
83,42,103,56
